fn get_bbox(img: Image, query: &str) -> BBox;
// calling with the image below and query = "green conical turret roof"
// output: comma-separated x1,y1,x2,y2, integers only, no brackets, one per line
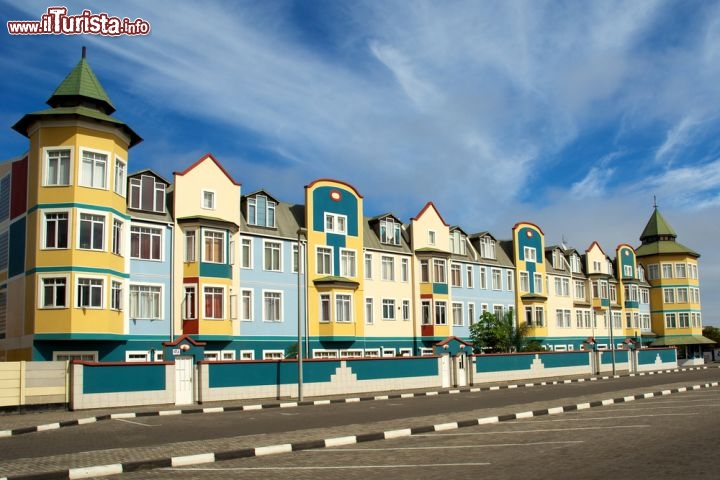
47,50,115,114
636,206,699,258
639,207,676,242
12,48,141,147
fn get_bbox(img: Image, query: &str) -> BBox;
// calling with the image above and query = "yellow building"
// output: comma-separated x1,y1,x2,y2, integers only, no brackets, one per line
512,222,547,339
4,49,141,361
172,154,241,340
636,207,711,352
304,179,365,355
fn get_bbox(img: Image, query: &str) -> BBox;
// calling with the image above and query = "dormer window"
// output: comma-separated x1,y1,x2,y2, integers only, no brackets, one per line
380,218,401,245
128,174,165,213
247,195,276,228
479,237,495,259
553,250,565,270
570,254,581,273
450,230,466,255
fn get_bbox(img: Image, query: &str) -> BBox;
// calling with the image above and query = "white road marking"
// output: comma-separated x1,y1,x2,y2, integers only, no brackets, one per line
513,413,698,423
167,462,493,471
419,424,649,435
321,440,585,451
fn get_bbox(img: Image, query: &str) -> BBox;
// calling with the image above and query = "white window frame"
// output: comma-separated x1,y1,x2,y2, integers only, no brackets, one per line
130,224,163,261
114,157,126,196
77,210,106,251
241,237,253,269
76,275,104,309
382,298,396,320
340,349,363,358
506,270,514,291
466,265,474,288
335,293,353,323
111,279,123,311
202,229,226,264
112,218,123,256
79,148,109,189
399,348,412,357
262,290,283,323
42,209,71,250
43,147,73,187
364,349,380,357
183,284,197,320
365,297,374,325
316,246,333,275
313,349,339,359
263,240,283,272
201,189,216,210
364,253,372,279
420,348,434,356
452,302,463,326
38,274,69,309
428,230,436,245
125,351,150,362
400,257,409,282
185,230,196,263
240,288,253,321
240,350,255,360
491,268,502,291
203,285,225,320
524,246,537,262
382,348,396,357
381,255,395,281
402,299,410,321
450,263,462,287
324,212,347,235
129,283,163,320
263,350,285,360
319,293,331,323
52,351,97,362
339,248,357,277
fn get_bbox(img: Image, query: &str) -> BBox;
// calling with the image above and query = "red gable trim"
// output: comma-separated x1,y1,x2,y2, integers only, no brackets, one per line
411,201,449,226
163,334,207,347
435,335,472,347
173,152,241,186
585,240,608,256
305,178,364,199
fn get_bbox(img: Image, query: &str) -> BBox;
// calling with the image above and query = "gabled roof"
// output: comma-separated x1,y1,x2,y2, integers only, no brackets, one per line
362,215,412,253
368,212,403,224
449,225,470,236
128,168,171,186
411,201,449,226
243,189,280,204
173,153,241,186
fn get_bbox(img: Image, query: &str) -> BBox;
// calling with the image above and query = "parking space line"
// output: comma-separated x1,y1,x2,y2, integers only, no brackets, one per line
112,418,160,427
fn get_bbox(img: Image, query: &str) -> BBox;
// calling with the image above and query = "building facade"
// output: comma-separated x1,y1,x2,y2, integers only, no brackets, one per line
0,52,712,362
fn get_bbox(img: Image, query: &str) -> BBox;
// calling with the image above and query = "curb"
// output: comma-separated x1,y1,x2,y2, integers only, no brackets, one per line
3,379,718,480
0,366,711,439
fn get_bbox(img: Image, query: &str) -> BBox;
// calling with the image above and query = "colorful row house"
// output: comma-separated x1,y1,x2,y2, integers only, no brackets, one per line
0,52,712,363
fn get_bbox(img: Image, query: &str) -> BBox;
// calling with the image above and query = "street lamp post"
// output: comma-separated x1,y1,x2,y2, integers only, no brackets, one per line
608,306,616,376
296,228,307,401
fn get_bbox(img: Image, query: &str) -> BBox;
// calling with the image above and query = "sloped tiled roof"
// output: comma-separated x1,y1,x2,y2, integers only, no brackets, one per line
48,56,115,113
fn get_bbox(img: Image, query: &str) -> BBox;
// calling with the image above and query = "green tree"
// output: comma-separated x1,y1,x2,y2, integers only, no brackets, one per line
469,311,498,353
285,342,298,359
470,310,531,353
702,326,720,344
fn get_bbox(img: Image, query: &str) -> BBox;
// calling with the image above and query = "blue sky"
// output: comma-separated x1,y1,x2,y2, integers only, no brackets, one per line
2,0,719,326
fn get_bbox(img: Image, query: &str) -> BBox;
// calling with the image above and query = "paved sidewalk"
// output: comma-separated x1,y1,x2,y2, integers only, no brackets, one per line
0,367,717,480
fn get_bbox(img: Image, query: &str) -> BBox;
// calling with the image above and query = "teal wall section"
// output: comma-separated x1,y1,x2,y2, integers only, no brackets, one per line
600,350,629,364
541,352,590,368
433,283,448,295
208,360,341,388
475,353,534,372
312,186,359,236
639,348,676,364
82,364,166,393
9,217,25,277
348,357,437,380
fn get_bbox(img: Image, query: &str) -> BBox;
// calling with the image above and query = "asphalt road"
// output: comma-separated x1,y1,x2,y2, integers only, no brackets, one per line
116,375,720,480
1,368,718,465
